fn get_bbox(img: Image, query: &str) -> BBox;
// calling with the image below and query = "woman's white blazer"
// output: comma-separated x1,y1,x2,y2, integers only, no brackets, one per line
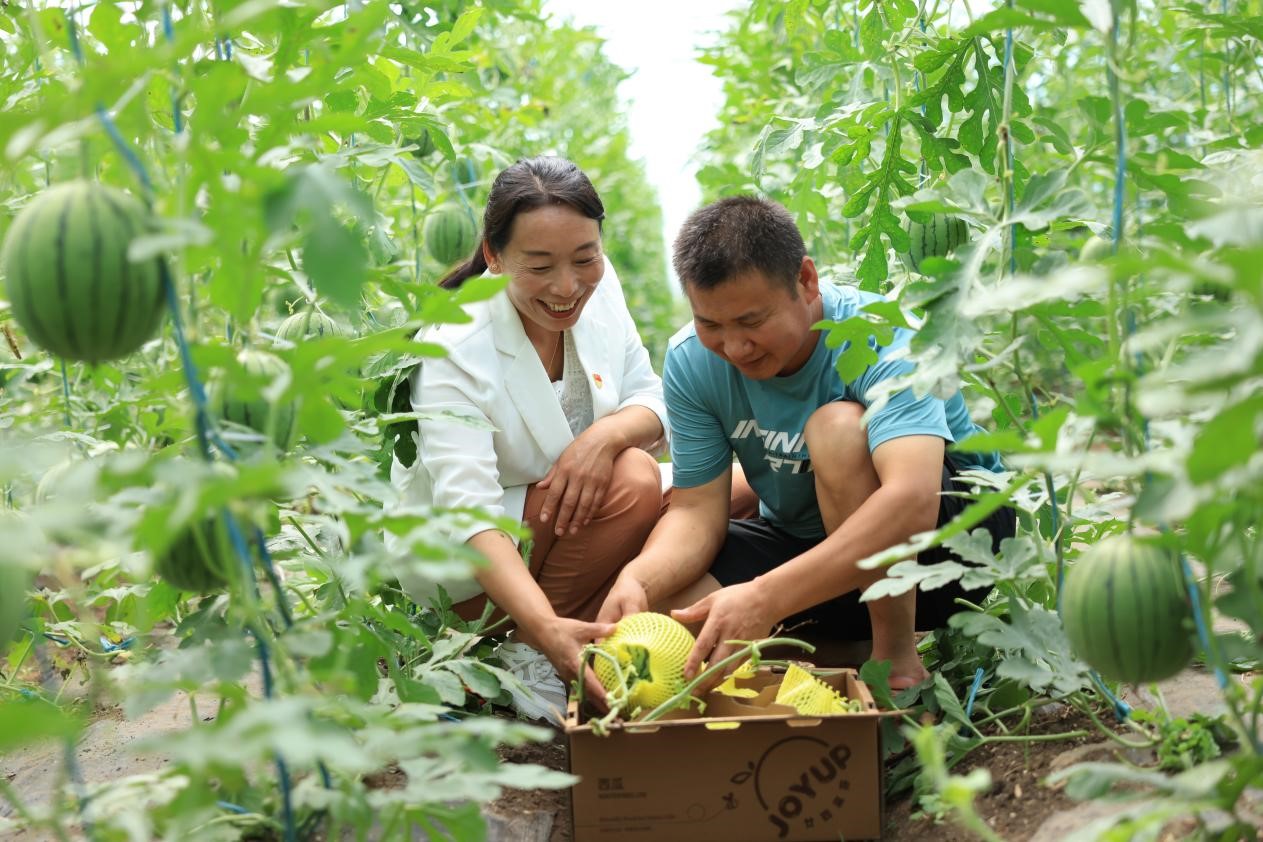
390,258,668,603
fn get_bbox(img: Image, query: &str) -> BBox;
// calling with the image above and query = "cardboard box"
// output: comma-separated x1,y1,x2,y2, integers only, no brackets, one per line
566,668,888,842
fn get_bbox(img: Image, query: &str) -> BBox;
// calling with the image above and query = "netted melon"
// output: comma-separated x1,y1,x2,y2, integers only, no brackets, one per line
593,612,696,712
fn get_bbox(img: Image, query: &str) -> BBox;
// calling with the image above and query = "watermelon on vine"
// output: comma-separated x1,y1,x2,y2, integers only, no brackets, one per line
424,205,478,266
154,514,240,594
211,349,300,451
900,214,969,274
1061,534,1195,684
1,181,166,364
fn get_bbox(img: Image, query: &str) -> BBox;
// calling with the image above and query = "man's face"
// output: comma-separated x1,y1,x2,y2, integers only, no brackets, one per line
684,261,821,379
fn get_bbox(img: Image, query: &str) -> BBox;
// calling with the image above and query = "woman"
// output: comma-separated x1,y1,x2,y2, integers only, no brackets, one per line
393,157,670,716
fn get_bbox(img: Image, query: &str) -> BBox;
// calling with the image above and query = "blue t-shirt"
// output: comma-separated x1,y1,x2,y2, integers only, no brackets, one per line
664,282,1003,539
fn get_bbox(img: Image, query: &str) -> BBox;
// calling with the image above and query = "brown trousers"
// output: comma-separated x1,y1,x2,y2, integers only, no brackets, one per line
454,450,758,624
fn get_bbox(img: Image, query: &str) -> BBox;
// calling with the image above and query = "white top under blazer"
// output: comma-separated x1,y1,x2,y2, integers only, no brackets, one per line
390,257,669,604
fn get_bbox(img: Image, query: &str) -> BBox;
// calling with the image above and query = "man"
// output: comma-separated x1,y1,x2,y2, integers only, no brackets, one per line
597,196,1013,689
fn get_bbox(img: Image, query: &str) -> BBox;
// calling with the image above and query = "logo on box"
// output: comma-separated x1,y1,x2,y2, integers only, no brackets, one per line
730,737,853,840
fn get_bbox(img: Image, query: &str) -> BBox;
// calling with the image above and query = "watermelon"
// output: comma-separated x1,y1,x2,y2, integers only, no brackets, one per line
0,561,31,646
275,309,346,343
424,206,478,266
212,349,299,450
450,157,480,188
1079,235,1113,262
593,612,696,713
408,131,436,160
902,214,969,273
154,515,240,593
1062,534,1195,684
1,181,166,363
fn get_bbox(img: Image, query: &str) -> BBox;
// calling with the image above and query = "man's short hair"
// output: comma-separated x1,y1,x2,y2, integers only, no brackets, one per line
673,196,806,294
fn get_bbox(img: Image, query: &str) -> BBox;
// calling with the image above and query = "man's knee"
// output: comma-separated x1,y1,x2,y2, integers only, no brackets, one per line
804,402,869,467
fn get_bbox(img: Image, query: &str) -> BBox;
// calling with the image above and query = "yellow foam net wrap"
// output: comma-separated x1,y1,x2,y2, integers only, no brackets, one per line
773,664,861,715
714,659,759,698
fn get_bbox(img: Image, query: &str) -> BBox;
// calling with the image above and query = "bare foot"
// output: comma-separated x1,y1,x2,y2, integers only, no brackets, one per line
870,650,931,690
887,667,931,691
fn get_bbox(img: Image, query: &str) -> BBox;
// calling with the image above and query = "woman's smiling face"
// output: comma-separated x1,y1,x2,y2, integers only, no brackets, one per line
488,204,604,338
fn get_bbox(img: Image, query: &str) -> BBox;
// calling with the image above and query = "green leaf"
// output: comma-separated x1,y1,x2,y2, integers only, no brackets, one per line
950,601,1088,696
297,396,346,445
860,558,969,600
859,8,884,57
453,274,509,304
1187,396,1263,483
88,1,131,53
448,7,485,46
418,667,466,706
933,673,973,728
442,660,503,700
302,216,367,309
859,659,897,709
962,7,1068,36
0,698,83,752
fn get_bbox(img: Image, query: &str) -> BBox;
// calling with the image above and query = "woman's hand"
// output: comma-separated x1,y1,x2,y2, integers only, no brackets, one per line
536,425,623,536
517,616,617,708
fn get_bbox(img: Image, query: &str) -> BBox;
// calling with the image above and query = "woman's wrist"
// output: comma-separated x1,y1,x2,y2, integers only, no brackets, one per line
587,415,632,454
514,606,559,645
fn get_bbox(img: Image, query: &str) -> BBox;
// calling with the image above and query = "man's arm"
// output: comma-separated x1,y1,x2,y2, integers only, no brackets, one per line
596,466,734,623
674,435,945,678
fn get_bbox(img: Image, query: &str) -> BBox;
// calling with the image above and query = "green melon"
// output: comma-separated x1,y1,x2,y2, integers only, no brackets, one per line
593,612,697,714
212,349,299,450
1079,235,1113,262
424,206,478,266
408,131,437,160
0,562,31,646
902,214,969,273
1062,534,1195,684
450,157,480,188
275,309,347,343
154,515,239,594
1,181,166,363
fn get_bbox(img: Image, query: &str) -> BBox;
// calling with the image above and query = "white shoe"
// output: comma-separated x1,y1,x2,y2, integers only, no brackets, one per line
496,640,568,726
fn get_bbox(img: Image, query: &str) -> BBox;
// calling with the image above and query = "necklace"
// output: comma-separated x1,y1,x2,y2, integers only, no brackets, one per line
546,331,563,380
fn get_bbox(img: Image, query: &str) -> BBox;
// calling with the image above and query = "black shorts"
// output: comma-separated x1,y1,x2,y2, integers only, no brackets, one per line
708,463,1016,640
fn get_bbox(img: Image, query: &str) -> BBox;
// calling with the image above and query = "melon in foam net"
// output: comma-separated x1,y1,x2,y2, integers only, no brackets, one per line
593,612,696,712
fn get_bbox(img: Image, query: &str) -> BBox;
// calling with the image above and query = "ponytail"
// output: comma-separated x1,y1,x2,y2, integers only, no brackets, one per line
439,245,488,290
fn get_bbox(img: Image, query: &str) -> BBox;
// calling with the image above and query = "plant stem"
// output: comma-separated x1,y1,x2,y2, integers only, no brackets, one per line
641,637,816,723
981,730,1090,744
0,777,72,842
287,516,328,559
1073,696,1156,749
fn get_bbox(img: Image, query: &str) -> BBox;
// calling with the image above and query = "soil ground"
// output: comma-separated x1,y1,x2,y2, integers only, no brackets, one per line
486,683,1260,842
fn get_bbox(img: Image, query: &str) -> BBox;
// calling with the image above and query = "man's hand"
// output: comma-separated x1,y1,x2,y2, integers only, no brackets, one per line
537,427,621,536
517,616,617,710
671,580,777,693
596,572,649,624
